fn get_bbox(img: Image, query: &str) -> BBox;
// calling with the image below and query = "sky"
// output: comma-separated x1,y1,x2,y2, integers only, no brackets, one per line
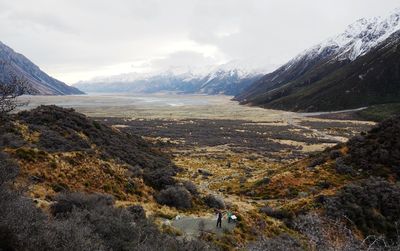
0,0,399,84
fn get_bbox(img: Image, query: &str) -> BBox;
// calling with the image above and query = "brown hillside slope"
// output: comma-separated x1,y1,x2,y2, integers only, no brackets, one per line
0,105,179,202
247,115,400,248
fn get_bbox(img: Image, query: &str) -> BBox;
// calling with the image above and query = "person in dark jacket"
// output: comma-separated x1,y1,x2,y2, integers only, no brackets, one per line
216,210,223,228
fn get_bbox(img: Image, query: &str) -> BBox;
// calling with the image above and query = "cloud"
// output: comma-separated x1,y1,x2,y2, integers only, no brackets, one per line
149,50,222,72
0,0,399,83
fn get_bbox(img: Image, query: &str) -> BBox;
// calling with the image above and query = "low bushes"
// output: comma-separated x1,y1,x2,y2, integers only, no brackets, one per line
156,186,193,209
15,105,178,190
143,168,177,190
203,194,225,209
345,116,400,176
324,177,400,242
0,186,213,251
0,152,19,185
183,181,198,196
50,192,114,216
334,157,354,175
248,234,302,251
259,206,294,221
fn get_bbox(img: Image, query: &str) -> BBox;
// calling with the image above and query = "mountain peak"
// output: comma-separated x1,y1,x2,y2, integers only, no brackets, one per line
292,8,400,64
332,9,400,60
235,7,400,112
0,41,84,95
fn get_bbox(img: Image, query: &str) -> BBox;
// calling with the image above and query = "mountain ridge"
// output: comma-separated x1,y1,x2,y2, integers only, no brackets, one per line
75,67,263,96
0,41,84,95
235,9,400,112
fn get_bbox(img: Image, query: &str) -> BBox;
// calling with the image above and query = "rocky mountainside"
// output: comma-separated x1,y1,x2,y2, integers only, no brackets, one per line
0,41,84,95
235,9,400,112
75,68,262,96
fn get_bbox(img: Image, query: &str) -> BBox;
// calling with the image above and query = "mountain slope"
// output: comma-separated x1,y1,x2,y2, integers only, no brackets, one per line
0,105,183,207
75,68,262,96
0,41,84,95
235,9,400,112
247,115,400,247
0,106,214,250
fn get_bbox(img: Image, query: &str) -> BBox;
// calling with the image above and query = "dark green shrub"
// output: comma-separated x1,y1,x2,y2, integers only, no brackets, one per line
325,177,400,241
156,186,192,209
345,116,400,176
50,192,114,216
259,206,294,221
203,194,225,209
183,181,198,196
334,157,354,175
248,234,302,251
329,149,343,159
143,168,177,190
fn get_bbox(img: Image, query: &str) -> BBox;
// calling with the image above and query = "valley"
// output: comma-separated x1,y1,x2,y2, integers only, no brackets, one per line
16,94,375,248
1,2,400,251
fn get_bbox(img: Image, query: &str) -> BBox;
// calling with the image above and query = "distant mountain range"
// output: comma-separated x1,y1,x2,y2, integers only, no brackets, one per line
75,68,263,96
0,41,83,95
235,9,400,112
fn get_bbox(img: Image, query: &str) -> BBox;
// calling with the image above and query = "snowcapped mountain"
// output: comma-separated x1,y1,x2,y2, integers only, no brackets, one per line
0,41,84,95
75,66,263,96
235,8,400,112
291,8,400,64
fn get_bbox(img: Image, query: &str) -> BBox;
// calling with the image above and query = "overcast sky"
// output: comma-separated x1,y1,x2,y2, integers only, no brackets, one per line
0,0,399,84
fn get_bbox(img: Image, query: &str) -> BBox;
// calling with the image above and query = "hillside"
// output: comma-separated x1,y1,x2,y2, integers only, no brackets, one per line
0,105,220,250
1,105,398,250
0,42,84,95
235,10,400,112
244,115,400,249
0,105,180,197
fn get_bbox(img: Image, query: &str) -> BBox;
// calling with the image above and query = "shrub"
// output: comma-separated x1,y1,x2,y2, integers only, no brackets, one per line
51,192,114,216
259,206,294,221
156,186,192,209
143,168,177,190
198,169,213,176
0,186,215,251
308,156,326,168
203,194,225,209
0,152,19,185
127,205,146,221
124,181,136,194
324,177,400,242
345,116,400,176
334,157,354,175
317,180,331,189
0,225,17,251
248,234,302,251
293,212,360,251
15,148,45,162
51,182,70,193
329,149,343,159
0,187,104,251
0,132,25,148
183,181,198,196
38,128,90,152
255,177,271,186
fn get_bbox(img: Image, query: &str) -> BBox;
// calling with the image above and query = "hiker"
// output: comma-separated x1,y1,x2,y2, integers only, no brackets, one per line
216,210,223,228
227,211,232,223
230,214,237,222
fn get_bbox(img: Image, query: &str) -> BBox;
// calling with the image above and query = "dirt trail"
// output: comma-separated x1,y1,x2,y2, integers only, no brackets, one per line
171,216,236,238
